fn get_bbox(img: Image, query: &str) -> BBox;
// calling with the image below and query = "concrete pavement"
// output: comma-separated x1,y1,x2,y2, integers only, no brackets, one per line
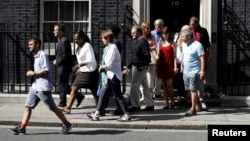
0,94,250,130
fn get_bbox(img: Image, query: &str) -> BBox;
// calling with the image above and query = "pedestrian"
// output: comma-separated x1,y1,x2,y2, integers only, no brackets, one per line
189,16,212,111
105,24,125,116
180,29,206,116
53,23,74,108
123,26,154,112
141,22,157,102
86,30,131,122
61,30,99,114
151,19,164,98
156,26,178,109
9,37,72,135
174,25,191,101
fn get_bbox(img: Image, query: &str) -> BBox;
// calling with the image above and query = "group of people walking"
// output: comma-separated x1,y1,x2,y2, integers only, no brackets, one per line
8,16,211,135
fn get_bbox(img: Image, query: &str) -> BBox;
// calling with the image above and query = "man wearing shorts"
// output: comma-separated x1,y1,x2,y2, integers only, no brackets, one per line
180,29,206,116
9,37,72,135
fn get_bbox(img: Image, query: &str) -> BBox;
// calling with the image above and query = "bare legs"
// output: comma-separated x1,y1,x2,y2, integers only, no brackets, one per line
64,86,99,111
65,86,78,110
190,90,198,111
21,107,32,126
21,106,69,127
161,78,174,108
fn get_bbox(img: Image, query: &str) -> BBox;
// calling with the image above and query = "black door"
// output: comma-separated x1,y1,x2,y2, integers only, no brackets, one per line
150,0,200,33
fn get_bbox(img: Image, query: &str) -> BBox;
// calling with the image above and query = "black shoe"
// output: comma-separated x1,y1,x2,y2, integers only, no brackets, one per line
169,104,175,109
163,105,170,110
154,93,163,98
142,106,154,111
76,93,85,108
100,110,106,116
110,108,123,115
58,104,66,107
129,107,140,112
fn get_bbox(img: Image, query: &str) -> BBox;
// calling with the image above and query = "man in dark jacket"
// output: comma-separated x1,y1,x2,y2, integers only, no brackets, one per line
53,23,73,108
123,26,154,112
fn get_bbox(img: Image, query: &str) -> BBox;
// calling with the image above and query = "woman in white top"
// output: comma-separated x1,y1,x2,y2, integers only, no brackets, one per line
86,30,131,122
62,30,98,114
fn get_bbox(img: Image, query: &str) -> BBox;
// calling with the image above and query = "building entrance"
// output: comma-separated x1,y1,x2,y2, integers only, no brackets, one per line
150,0,200,33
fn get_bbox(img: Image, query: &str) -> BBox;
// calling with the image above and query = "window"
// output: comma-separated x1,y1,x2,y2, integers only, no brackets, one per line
40,0,90,46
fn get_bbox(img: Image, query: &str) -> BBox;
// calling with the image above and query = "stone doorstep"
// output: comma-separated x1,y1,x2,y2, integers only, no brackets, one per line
0,93,222,108
220,96,250,107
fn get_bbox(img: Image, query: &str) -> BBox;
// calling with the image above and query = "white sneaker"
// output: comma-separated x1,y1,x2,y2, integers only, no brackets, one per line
140,98,145,102
86,112,100,121
201,102,207,111
117,115,131,122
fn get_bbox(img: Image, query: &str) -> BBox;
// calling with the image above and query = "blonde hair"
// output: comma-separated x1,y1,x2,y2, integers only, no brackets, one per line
141,22,152,39
154,19,164,26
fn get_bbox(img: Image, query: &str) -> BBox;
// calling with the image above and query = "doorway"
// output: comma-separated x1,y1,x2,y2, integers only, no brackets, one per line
150,0,200,33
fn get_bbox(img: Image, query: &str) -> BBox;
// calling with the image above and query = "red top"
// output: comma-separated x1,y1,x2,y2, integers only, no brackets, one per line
156,44,175,79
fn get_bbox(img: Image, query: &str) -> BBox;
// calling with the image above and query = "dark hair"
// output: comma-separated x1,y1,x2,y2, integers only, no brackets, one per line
190,16,199,23
107,24,121,36
162,26,171,34
75,30,90,43
162,26,173,42
29,37,41,47
54,23,65,32
136,27,143,35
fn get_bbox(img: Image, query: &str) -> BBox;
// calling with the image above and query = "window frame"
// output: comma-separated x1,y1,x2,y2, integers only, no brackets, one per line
40,0,91,54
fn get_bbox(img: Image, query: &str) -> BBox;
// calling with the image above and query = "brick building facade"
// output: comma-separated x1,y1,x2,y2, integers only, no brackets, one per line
1,0,250,96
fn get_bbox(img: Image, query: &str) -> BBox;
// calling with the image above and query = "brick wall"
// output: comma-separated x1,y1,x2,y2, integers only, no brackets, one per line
0,0,39,92
0,0,133,93
91,0,133,83
0,0,38,24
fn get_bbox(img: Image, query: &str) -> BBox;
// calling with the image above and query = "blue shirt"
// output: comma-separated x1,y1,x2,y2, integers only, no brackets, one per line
151,29,162,50
31,50,53,91
182,40,205,74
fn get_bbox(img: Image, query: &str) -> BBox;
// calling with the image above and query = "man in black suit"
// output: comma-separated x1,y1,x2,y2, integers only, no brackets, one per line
53,23,73,108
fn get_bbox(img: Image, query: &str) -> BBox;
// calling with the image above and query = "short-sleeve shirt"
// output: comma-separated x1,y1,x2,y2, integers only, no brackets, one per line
182,40,205,74
31,50,53,91
151,29,162,50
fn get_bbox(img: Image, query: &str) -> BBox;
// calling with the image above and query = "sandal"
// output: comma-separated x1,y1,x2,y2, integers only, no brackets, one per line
185,109,197,116
61,108,71,114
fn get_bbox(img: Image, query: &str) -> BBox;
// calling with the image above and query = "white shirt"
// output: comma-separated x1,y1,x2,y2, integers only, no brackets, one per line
76,42,97,72
103,43,122,81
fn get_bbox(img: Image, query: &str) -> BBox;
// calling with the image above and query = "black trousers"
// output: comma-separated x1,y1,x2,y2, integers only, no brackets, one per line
58,72,70,107
175,63,186,97
97,75,129,113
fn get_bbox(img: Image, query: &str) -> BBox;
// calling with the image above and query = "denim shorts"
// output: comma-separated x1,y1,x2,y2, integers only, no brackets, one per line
183,73,201,90
25,88,56,109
